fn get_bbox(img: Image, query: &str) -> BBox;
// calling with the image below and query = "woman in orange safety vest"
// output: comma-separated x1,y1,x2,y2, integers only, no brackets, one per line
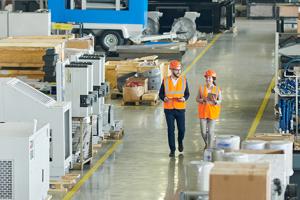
196,69,222,149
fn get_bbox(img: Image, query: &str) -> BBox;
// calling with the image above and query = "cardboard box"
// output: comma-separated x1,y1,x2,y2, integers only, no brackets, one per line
65,36,94,49
248,133,294,142
278,5,299,17
126,77,148,93
105,64,118,89
210,162,270,200
235,150,287,187
123,86,144,102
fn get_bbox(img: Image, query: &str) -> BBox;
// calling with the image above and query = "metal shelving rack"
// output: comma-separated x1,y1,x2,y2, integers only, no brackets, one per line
275,32,300,135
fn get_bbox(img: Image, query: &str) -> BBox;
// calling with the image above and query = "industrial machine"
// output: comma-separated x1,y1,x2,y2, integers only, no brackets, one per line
148,0,235,33
144,11,163,35
171,12,200,41
65,62,94,118
78,54,109,140
0,122,50,200
0,78,72,178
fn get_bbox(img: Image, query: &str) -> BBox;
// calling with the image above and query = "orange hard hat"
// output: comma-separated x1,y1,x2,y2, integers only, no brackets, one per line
169,60,182,70
204,69,216,78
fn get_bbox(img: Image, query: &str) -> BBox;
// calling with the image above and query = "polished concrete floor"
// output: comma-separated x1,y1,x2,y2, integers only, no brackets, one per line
70,19,277,200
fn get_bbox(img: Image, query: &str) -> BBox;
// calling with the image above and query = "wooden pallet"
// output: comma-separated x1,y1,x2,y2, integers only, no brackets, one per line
49,173,81,193
121,100,141,106
121,99,159,106
142,99,160,106
104,129,124,140
92,143,103,155
110,88,123,99
72,157,93,170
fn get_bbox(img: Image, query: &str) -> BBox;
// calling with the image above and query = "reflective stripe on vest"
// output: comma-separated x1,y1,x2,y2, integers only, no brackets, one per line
198,84,221,119
163,76,186,109
165,76,185,95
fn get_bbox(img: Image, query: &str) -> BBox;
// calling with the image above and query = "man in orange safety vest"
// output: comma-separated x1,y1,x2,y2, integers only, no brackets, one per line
159,60,190,157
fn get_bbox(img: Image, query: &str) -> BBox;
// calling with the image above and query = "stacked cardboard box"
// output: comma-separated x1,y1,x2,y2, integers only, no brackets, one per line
210,162,271,200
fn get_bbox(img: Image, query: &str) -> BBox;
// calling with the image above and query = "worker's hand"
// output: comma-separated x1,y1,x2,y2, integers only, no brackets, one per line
164,97,170,102
211,95,216,101
177,97,185,102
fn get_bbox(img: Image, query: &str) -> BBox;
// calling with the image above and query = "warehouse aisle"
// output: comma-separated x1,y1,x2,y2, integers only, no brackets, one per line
72,19,276,200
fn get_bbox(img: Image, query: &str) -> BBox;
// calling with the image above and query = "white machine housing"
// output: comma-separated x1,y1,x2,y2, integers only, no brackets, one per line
79,54,109,140
55,60,70,102
65,62,94,117
78,54,108,109
0,122,50,200
0,11,51,37
0,78,72,178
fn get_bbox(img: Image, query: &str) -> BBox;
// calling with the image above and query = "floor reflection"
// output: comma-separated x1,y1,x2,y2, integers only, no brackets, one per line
165,155,185,200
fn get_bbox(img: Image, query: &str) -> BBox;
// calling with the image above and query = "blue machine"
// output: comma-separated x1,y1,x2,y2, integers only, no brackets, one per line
48,0,148,50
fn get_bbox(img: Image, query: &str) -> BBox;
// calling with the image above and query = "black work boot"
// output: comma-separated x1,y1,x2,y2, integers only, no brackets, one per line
169,151,175,157
178,143,184,152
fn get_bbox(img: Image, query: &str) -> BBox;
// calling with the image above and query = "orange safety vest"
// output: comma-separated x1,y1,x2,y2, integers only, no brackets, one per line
198,84,221,119
164,76,186,110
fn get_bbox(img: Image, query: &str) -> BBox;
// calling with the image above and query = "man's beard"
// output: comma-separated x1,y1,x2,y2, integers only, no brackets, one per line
173,72,180,78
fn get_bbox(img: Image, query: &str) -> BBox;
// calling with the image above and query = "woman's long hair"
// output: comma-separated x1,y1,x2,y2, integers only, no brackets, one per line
213,77,217,86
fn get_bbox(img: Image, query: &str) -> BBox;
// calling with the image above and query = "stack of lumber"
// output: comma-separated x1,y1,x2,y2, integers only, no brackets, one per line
0,35,94,81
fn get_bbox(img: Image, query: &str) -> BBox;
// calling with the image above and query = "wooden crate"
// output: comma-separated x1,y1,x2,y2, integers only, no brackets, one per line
49,173,81,193
105,66,117,89
104,129,124,140
0,42,64,63
0,69,45,80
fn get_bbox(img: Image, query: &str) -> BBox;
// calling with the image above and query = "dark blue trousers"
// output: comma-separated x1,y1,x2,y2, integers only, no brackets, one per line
164,109,185,152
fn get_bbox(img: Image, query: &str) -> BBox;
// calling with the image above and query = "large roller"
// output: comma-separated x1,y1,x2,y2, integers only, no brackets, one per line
171,12,200,41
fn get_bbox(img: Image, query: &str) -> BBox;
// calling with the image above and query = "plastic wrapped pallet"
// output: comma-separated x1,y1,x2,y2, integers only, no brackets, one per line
72,117,92,162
